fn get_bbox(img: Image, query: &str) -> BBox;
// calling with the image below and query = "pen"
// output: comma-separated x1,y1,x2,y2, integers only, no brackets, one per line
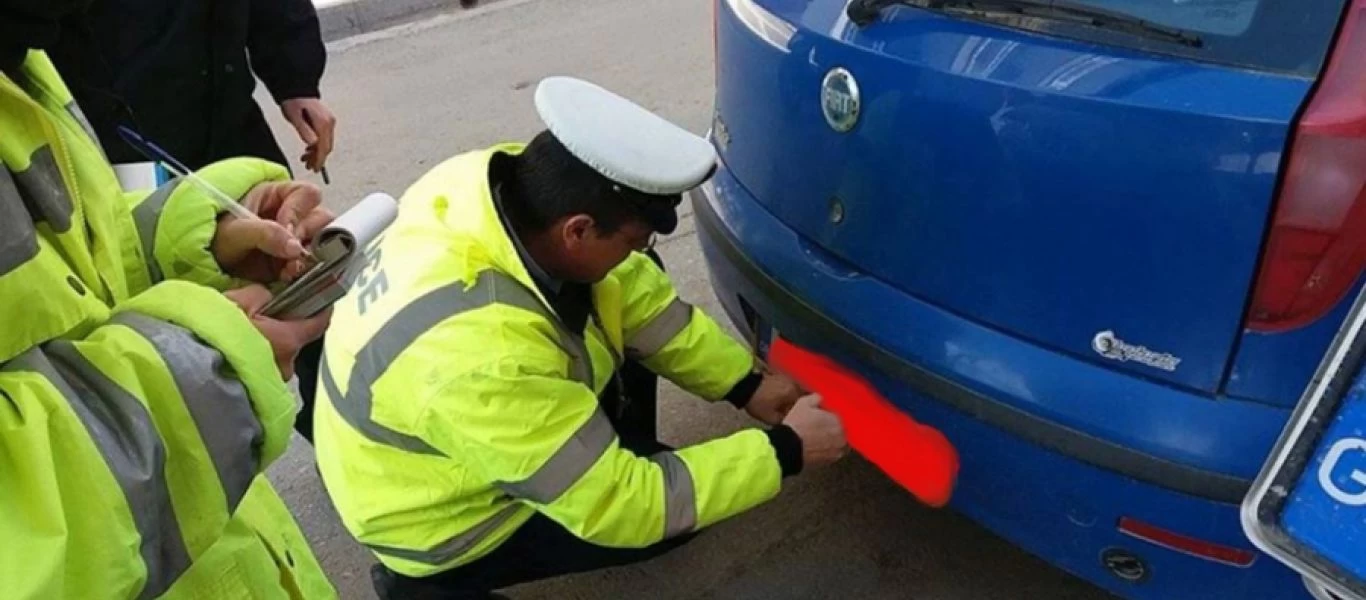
117,125,314,259
302,111,331,185
116,126,257,222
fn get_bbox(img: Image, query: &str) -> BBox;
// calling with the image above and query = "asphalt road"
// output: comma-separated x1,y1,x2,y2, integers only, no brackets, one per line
259,0,1119,597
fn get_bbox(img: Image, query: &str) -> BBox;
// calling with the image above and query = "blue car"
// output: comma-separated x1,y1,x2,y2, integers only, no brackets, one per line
694,1,1366,598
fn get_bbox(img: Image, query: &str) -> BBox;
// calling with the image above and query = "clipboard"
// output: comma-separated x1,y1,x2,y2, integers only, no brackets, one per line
260,192,399,319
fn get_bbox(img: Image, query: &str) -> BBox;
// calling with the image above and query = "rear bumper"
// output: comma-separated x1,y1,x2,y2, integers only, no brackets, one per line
696,195,1248,502
692,164,1310,600
690,170,1284,503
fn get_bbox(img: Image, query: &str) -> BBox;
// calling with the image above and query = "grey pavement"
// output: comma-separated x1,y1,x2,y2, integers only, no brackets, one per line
314,0,474,42
258,0,1119,598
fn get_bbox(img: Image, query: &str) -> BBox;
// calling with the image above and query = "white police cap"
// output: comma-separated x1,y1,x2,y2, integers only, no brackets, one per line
534,76,717,196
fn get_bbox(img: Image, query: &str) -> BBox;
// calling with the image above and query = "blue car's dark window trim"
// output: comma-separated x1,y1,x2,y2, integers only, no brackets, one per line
906,0,1350,78
692,190,1252,504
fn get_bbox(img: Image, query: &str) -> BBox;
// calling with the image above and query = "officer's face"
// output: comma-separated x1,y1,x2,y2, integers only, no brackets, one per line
559,217,655,283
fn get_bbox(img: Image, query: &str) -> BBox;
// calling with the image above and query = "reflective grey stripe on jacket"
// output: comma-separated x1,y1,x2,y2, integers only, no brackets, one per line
2,346,191,599
329,269,596,566
650,452,698,537
336,269,700,562
495,405,616,503
366,504,528,566
113,312,263,511
321,269,594,455
0,167,39,276
625,297,693,360
494,408,697,537
491,289,700,537
130,179,184,285
1,144,77,276
12,145,74,233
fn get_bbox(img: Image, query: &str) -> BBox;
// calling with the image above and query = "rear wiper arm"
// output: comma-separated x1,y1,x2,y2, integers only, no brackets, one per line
847,0,1203,48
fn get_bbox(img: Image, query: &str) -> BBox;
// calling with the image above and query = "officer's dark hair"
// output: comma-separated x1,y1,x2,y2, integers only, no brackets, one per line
504,130,678,236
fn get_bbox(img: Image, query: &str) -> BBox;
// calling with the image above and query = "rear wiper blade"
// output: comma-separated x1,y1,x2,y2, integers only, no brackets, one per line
847,0,1204,48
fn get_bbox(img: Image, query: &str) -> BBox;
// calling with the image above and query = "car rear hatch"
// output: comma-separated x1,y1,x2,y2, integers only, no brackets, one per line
713,0,1350,394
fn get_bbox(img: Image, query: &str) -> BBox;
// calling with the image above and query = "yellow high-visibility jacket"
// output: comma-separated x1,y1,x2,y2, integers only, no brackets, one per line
314,144,785,577
0,50,335,599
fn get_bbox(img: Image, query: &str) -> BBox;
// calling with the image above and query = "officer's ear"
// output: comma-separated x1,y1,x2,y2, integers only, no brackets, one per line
561,214,597,251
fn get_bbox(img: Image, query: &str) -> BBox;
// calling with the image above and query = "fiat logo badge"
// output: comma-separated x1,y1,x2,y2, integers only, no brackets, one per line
821,67,861,133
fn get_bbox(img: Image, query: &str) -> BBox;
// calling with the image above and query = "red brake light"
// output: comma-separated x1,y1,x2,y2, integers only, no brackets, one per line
1118,517,1258,568
1247,0,1366,332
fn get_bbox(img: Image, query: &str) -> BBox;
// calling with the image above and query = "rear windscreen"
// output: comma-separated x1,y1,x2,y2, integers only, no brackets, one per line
961,0,1350,76
1102,0,1262,37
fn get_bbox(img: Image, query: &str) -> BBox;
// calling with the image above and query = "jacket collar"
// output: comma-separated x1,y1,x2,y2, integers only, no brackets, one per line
413,143,559,311
491,181,562,296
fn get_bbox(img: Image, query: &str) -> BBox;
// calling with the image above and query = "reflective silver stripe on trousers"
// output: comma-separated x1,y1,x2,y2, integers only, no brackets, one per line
323,269,593,455
12,145,74,233
366,504,525,566
0,167,39,275
625,298,693,359
113,312,262,510
649,452,698,538
496,406,616,503
3,347,191,599
130,179,183,284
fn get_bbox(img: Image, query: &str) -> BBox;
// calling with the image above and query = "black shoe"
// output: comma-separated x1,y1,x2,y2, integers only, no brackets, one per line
370,564,395,600
370,563,511,600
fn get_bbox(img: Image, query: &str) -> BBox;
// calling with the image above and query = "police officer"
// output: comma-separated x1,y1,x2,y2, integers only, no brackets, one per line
0,1,337,596
314,76,849,599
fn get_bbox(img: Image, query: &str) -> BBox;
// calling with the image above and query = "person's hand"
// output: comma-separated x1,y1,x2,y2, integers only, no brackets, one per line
224,285,332,380
213,180,334,283
745,372,804,425
281,98,337,174
782,395,848,469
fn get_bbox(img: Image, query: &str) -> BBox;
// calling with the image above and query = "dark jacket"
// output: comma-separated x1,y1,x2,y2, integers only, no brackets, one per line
46,0,326,170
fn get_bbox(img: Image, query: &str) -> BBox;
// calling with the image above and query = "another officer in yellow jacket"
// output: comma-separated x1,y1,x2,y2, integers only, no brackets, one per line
315,76,849,599
0,2,337,596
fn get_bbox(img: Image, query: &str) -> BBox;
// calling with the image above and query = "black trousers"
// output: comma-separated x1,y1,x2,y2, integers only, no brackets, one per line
369,360,694,600
292,336,324,442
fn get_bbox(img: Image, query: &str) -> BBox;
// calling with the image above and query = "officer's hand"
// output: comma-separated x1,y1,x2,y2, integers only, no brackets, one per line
281,98,337,174
213,181,333,283
782,395,848,469
745,372,804,425
223,284,332,381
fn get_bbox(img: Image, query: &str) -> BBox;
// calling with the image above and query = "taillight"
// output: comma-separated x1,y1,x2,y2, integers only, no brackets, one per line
1247,0,1366,332
1117,518,1258,568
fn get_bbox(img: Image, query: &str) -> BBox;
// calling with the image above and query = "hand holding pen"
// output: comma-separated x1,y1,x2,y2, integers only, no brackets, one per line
281,98,337,183
216,181,335,283
117,126,334,283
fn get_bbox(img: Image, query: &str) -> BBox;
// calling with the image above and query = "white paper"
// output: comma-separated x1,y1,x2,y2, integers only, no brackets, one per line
112,162,160,192
316,192,400,252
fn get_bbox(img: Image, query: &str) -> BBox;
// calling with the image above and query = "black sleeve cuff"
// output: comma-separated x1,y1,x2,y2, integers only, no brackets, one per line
723,371,764,409
272,88,322,104
765,425,803,478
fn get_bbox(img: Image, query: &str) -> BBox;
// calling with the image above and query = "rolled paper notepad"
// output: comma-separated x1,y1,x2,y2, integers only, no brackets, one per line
768,336,959,508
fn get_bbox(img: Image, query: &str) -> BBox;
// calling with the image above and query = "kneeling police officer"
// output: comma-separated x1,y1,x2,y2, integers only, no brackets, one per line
314,76,848,599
